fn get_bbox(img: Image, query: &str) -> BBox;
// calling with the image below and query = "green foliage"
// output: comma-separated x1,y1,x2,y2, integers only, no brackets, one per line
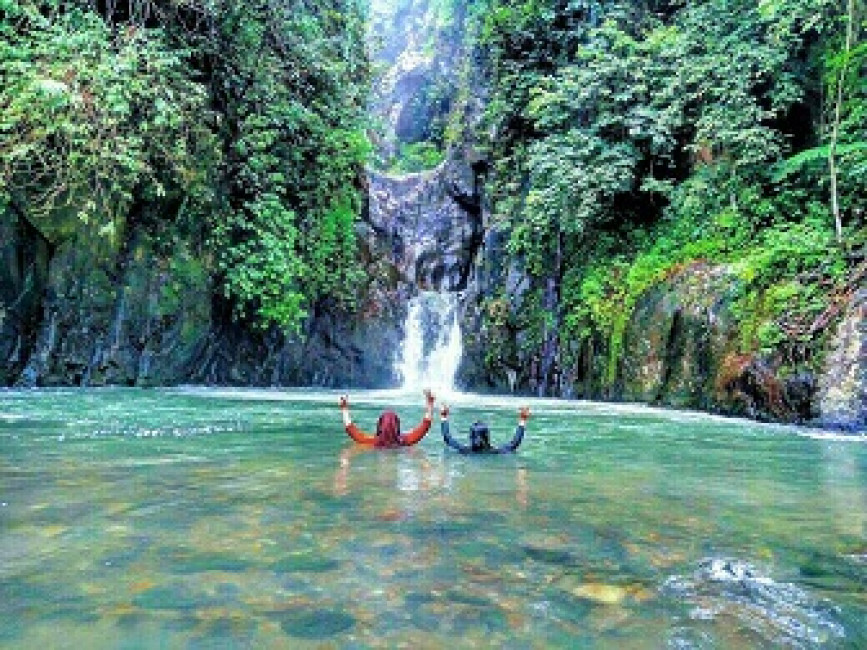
464,0,865,390
0,2,216,237
0,0,372,332
203,0,371,329
215,195,307,329
567,195,850,381
388,141,446,174
774,142,867,181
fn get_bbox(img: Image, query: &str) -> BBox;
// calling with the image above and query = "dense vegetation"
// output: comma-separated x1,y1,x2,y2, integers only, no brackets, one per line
367,0,473,173
0,0,371,331
448,0,866,394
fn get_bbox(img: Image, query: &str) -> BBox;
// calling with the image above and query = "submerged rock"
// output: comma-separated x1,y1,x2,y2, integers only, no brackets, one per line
132,584,216,610
274,607,356,639
271,552,339,574
571,583,629,606
523,545,576,567
662,558,847,647
170,552,256,574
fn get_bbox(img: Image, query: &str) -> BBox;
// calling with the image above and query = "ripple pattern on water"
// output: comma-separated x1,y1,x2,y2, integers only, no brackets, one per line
662,558,847,648
0,388,865,648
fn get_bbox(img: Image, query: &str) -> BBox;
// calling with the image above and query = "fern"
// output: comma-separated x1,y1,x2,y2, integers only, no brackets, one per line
773,142,867,182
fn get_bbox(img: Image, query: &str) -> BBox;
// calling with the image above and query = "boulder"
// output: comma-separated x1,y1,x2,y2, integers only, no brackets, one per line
621,263,739,408
817,289,867,430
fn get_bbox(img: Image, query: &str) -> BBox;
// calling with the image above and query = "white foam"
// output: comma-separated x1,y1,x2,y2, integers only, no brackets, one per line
396,292,462,396
663,557,846,646
798,430,867,443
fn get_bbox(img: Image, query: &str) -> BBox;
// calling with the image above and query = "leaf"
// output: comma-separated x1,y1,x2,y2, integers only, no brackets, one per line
773,142,867,181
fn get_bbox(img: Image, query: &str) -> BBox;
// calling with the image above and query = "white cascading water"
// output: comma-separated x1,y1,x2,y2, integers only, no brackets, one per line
397,292,462,394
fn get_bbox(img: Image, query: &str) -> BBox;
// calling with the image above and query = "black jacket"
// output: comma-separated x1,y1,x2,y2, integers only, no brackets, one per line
441,421,525,454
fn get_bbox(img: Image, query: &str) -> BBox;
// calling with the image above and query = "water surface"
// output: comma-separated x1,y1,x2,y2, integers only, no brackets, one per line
1,388,864,648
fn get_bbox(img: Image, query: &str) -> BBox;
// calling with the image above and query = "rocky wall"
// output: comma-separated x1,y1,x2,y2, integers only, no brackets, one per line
459,257,865,430
366,158,482,293
2,214,408,389
818,288,867,430
0,210,52,385
619,263,820,423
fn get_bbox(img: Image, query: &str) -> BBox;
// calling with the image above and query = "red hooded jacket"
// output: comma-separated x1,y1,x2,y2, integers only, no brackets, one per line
345,410,431,447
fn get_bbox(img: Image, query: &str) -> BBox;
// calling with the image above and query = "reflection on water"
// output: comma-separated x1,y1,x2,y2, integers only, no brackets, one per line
0,388,865,648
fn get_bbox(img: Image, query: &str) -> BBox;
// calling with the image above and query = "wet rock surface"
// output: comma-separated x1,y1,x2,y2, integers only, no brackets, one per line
2,200,863,430
0,209,407,389
818,289,867,430
366,162,482,294
662,558,847,647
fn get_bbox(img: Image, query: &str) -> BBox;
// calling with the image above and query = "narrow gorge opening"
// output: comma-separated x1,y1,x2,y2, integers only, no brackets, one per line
366,0,480,391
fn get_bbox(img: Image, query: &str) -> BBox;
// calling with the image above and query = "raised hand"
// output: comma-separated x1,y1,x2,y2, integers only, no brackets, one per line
518,406,530,422
423,389,435,406
440,404,450,418
339,395,349,410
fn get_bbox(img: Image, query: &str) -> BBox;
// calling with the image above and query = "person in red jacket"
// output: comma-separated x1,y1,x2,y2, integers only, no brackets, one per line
338,389,435,448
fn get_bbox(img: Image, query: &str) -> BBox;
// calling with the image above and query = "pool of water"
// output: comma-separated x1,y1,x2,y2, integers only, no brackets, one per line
0,388,864,648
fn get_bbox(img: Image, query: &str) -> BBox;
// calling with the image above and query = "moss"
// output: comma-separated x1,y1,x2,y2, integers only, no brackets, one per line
387,141,446,174
561,206,860,395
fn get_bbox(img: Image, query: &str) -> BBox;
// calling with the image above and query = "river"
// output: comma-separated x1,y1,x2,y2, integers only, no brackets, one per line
0,388,864,648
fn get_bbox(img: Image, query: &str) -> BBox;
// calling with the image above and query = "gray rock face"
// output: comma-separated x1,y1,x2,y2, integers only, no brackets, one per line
818,289,867,430
0,210,51,385
366,161,482,293
621,263,738,410
459,253,864,430
11,222,214,387
618,263,814,422
0,208,406,389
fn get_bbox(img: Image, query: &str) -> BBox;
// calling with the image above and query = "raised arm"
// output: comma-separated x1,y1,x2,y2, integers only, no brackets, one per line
496,406,529,453
440,404,471,453
339,395,376,445
401,389,435,446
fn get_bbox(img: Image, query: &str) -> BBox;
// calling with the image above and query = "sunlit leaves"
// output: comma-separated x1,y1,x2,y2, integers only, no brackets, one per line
0,0,371,333
0,4,216,235
215,195,308,330
468,0,864,387
205,0,371,330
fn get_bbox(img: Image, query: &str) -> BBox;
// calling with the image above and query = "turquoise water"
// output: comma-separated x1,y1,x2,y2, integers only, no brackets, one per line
0,388,864,649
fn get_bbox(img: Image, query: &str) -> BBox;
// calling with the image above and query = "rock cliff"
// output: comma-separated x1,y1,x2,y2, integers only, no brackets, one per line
2,0,863,432
0,208,406,389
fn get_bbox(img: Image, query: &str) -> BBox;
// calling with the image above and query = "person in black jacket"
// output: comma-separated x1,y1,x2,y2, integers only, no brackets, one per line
439,404,529,454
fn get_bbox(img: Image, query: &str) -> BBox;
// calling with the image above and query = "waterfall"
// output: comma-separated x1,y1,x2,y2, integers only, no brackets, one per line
397,291,462,394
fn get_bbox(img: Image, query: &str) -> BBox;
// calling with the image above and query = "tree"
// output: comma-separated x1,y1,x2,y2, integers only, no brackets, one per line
0,1,216,242
827,0,860,242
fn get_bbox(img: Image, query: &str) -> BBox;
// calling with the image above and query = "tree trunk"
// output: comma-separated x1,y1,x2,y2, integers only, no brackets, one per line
828,0,855,244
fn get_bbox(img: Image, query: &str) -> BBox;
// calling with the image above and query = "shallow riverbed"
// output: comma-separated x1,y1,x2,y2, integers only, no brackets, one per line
0,388,864,648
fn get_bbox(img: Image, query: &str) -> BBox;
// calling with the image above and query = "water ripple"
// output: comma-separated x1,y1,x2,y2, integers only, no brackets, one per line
663,558,846,648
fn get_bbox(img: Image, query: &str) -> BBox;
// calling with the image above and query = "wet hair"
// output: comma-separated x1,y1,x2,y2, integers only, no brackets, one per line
469,422,492,451
375,410,402,447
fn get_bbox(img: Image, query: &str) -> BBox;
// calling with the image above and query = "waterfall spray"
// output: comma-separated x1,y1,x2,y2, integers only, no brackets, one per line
397,292,462,394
